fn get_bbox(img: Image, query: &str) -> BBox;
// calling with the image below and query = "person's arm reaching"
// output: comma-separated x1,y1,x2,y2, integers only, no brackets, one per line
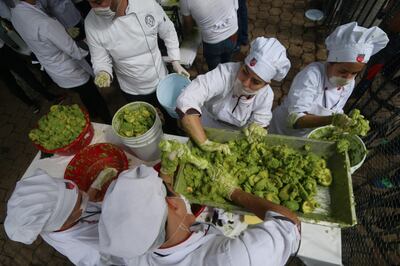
41,19,87,61
231,189,300,225
85,20,114,87
294,114,333,129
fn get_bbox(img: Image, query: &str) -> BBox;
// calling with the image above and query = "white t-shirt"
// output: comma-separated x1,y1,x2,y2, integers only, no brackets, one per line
180,0,238,44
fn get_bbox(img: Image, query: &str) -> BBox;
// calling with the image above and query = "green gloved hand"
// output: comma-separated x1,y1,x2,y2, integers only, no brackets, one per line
243,123,267,143
94,71,111,88
209,166,238,200
67,27,80,39
199,139,231,155
332,113,352,129
160,140,208,176
90,168,118,190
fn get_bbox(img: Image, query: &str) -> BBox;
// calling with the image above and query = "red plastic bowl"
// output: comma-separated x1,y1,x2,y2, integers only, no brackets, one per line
64,143,129,197
33,108,94,156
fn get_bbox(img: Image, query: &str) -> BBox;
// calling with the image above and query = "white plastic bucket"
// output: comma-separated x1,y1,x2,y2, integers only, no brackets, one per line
112,102,163,161
308,126,367,173
156,73,191,118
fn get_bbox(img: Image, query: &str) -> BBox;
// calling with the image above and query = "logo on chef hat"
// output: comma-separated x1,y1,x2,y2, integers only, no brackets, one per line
356,54,365,63
145,14,155,28
250,58,257,67
65,182,76,190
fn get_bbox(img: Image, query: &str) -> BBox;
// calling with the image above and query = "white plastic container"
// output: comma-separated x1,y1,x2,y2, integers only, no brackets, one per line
112,102,163,161
308,126,367,174
156,73,191,118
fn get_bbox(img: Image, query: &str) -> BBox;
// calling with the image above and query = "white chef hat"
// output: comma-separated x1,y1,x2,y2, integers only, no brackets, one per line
326,22,389,63
99,165,167,258
244,37,291,82
4,169,79,244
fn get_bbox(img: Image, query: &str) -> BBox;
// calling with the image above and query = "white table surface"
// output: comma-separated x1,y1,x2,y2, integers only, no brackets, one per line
22,122,342,266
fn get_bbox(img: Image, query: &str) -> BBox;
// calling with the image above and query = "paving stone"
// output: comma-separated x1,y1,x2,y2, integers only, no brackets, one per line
303,31,316,42
303,41,316,53
277,31,290,40
47,256,73,266
257,11,270,19
280,39,290,49
316,48,328,61
259,4,271,11
288,45,303,57
34,242,55,263
280,12,293,21
254,19,268,28
271,0,283,7
302,52,316,64
265,24,278,35
251,27,266,38
0,254,14,265
279,20,292,31
269,7,281,16
291,16,305,26
282,80,293,95
289,34,303,45
291,58,303,69
267,15,280,25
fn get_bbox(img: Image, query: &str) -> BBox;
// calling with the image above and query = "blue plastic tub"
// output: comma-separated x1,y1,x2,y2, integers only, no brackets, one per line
156,73,191,118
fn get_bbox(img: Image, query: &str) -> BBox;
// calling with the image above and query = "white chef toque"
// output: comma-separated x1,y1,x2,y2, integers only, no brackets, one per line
4,169,79,244
244,37,291,82
326,22,389,63
99,165,168,258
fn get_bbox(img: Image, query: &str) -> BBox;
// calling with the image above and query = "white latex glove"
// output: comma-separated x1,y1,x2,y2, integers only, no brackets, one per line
67,27,80,39
200,139,231,155
209,166,238,200
172,61,190,78
94,71,111,88
90,168,118,190
243,123,267,143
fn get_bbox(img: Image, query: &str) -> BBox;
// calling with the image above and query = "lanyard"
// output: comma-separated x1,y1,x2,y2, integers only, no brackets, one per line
322,77,345,110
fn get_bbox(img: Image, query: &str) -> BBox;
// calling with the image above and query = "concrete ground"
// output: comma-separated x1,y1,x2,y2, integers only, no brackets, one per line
0,0,325,264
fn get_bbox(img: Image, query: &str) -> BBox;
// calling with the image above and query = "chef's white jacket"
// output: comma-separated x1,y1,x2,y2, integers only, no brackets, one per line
85,0,180,95
269,62,354,137
11,2,91,89
0,0,11,20
41,202,124,266
38,0,82,28
176,63,274,130
125,211,300,266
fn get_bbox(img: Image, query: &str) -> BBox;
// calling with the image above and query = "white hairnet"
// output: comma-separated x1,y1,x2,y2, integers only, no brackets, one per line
99,165,167,258
4,170,79,244
326,22,389,63
244,37,291,82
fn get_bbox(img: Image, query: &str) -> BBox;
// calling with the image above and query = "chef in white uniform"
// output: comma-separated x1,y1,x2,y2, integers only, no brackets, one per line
269,22,389,137
176,37,290,151
98,165,300,266
11,0,112,123
4,169,120,266
85,0,189,99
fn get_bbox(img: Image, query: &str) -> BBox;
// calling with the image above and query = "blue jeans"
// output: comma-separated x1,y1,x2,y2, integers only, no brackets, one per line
237,0,249,45
203,35,237,70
